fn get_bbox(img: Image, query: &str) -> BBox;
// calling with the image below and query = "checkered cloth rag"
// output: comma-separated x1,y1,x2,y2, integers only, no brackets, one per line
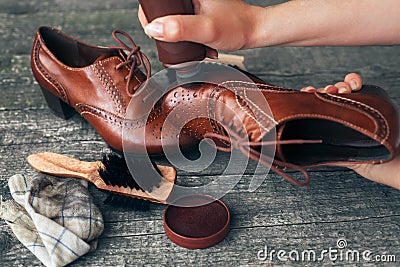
0,173,104,267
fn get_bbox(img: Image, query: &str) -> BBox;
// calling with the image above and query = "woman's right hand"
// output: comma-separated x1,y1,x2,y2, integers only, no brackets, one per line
138,0,264,52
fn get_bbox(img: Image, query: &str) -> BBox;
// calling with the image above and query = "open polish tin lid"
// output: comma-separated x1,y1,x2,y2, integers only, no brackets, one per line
163,194,230,249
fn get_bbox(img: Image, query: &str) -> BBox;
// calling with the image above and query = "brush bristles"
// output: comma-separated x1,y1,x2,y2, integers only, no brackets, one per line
99,153,141,190
98,153,162,193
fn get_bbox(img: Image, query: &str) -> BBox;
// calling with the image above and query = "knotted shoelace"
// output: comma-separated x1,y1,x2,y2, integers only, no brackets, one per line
204,120,323,187
110,30,151,97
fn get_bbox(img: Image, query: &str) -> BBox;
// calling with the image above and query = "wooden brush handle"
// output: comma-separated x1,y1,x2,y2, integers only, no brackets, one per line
27,152,101,180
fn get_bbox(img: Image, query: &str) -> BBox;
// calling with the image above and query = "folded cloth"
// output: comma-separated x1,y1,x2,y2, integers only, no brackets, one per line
0,173,104,267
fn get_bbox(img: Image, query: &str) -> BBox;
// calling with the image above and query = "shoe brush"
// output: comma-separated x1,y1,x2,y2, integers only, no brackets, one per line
27,152,176,210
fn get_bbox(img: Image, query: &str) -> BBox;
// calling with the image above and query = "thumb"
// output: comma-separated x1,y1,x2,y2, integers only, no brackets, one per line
144,15,216,44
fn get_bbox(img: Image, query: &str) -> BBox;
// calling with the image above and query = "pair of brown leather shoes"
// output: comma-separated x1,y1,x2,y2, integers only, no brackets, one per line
31,27,400,185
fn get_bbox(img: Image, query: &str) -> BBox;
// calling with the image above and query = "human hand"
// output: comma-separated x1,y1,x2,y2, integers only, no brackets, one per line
299,72,400,190
138,0,263,52
300,73,363,94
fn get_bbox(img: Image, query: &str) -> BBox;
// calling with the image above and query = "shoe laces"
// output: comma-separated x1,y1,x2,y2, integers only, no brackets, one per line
110,30,151,97
203,119,322,187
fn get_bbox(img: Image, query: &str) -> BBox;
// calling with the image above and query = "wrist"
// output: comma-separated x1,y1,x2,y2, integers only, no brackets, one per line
243,5,270,49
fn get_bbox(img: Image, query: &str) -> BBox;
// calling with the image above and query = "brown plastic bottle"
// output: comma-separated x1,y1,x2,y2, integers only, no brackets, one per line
138,0,207,65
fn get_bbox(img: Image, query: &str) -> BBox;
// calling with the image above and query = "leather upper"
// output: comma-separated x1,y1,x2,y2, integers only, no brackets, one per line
163,79,400,167
31,26,196,154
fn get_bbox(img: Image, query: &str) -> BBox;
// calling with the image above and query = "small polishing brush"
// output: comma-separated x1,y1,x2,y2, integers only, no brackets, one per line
27,152,176,210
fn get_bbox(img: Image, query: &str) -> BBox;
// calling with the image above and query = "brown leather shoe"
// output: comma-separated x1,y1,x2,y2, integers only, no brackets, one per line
162,78,400,186
31,26,196,154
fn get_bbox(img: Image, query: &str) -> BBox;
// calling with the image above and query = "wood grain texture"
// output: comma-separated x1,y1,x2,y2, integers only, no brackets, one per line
0,0,399,266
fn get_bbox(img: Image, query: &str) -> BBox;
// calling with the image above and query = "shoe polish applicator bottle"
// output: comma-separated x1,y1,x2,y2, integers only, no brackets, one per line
138,0,207,78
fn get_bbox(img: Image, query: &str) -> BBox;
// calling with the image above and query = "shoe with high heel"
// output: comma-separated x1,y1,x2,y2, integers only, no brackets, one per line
31,26,197,154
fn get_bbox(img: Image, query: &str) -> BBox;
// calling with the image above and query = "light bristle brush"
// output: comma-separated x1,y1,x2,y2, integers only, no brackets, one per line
27,152,176,210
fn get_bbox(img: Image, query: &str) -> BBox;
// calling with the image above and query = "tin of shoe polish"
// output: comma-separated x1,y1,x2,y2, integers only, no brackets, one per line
163,194,230,249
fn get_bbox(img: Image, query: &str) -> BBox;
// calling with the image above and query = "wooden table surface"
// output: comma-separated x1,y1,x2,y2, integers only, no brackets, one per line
0,0,399,266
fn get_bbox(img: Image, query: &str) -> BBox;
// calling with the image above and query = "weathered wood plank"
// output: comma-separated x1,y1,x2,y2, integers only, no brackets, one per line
71,217,400,266
2,213,398,266
0,0,399,266
1,170,399,266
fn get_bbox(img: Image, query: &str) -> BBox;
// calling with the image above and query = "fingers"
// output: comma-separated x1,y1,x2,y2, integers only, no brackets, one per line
319,85,339,93
300,86,316,93
334,81,352,93
301,73,363,94
138,5,148,28
139,5,217,60
344,73,363,91
300,85,339,93
144,15,216,44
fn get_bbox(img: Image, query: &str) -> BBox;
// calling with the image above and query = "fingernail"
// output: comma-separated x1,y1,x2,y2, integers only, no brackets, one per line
338,87,348,93
349,80,358,90
145,22,163,38
300,86,316,93
324,85,336,93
